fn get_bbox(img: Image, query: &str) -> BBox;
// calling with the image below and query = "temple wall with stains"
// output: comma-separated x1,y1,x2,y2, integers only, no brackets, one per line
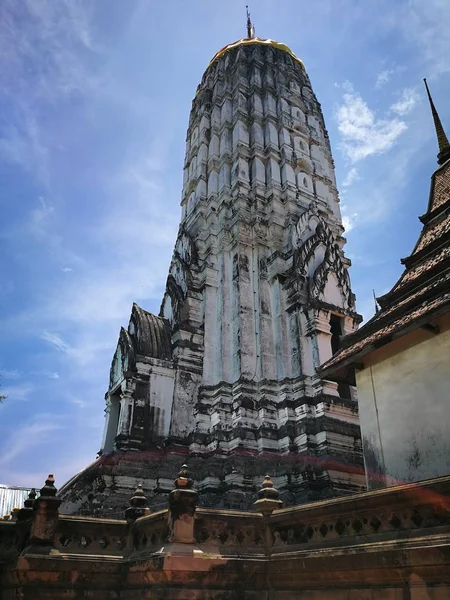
357,315,450,489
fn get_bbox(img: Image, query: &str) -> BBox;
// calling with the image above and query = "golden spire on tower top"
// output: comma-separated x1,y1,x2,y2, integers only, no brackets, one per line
246,5,255,38
423,78,450,166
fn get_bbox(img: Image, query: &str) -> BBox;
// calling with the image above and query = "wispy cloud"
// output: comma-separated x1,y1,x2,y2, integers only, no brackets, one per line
32,160,177,372
29,197,55,236
1,369,22,380
0,383,34,402
68,395,87,409
342,167,360,188
391,88,420,116
400,0,450,77
0,418,62,466
41,331,71,354
30,370,60,380
0,0,100,184
336,84,407,163
375,69,394,89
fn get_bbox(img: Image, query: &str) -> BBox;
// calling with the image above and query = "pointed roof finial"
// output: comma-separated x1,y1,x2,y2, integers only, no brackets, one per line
246,5,255,39
423,78,450,166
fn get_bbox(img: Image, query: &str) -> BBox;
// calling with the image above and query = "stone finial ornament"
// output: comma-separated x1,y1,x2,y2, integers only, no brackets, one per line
253,475,283,517
168,464,198,543
18,488,37,522
40,474,57,497
125,484,149,522
246,5,255,38
174,464,193,489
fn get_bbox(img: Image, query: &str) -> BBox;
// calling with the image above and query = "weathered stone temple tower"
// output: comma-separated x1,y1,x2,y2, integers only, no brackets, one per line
59,32,364,516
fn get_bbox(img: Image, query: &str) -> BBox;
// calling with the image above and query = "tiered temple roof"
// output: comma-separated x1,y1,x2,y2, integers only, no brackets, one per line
320,81,450,382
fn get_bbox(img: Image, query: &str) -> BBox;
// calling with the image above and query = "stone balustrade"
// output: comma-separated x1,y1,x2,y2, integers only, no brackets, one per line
1,471,450,598
269,474,450,552
55,515,128,556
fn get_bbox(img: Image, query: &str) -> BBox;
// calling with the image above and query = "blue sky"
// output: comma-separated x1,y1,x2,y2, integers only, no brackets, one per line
1,0,449,488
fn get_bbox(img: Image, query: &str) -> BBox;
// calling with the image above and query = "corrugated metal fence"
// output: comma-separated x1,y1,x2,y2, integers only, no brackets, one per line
0,485,38,517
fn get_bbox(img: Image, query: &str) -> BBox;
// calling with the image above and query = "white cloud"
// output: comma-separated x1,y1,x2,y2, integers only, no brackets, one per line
336,86,408,162
68,395,87,409
61,267,73,272
342,167,360,188
335,110,429,235
391,88,420,116
375,69,394,89
41,331,70,354
341,208,359,233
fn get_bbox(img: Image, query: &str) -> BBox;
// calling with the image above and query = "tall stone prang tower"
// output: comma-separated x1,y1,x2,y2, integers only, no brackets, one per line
59,31,364,517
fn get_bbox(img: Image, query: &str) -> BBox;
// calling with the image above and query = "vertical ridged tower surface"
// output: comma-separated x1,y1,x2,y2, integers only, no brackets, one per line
59,37,364,517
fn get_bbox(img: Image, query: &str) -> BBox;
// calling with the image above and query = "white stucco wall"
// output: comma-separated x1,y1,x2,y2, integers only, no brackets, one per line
357,325,450,489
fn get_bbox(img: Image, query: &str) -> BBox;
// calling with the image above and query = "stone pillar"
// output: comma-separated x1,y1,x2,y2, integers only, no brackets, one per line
23,475,61,555
118,391,132,436
168,465,198,543
314,309,333,366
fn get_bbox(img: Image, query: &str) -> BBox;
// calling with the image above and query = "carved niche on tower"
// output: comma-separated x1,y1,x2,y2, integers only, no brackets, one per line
160,228,198,329
292,202,354,311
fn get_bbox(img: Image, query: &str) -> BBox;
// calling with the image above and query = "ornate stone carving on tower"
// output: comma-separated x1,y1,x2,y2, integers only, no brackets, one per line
59,33,364,517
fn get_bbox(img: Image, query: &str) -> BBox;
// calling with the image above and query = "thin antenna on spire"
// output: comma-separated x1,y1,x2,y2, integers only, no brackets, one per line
373,290,380,314
423,78,450,165
246,5,255,38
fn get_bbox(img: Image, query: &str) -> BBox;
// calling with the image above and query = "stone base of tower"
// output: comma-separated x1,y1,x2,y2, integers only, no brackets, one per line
58,447,365,518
